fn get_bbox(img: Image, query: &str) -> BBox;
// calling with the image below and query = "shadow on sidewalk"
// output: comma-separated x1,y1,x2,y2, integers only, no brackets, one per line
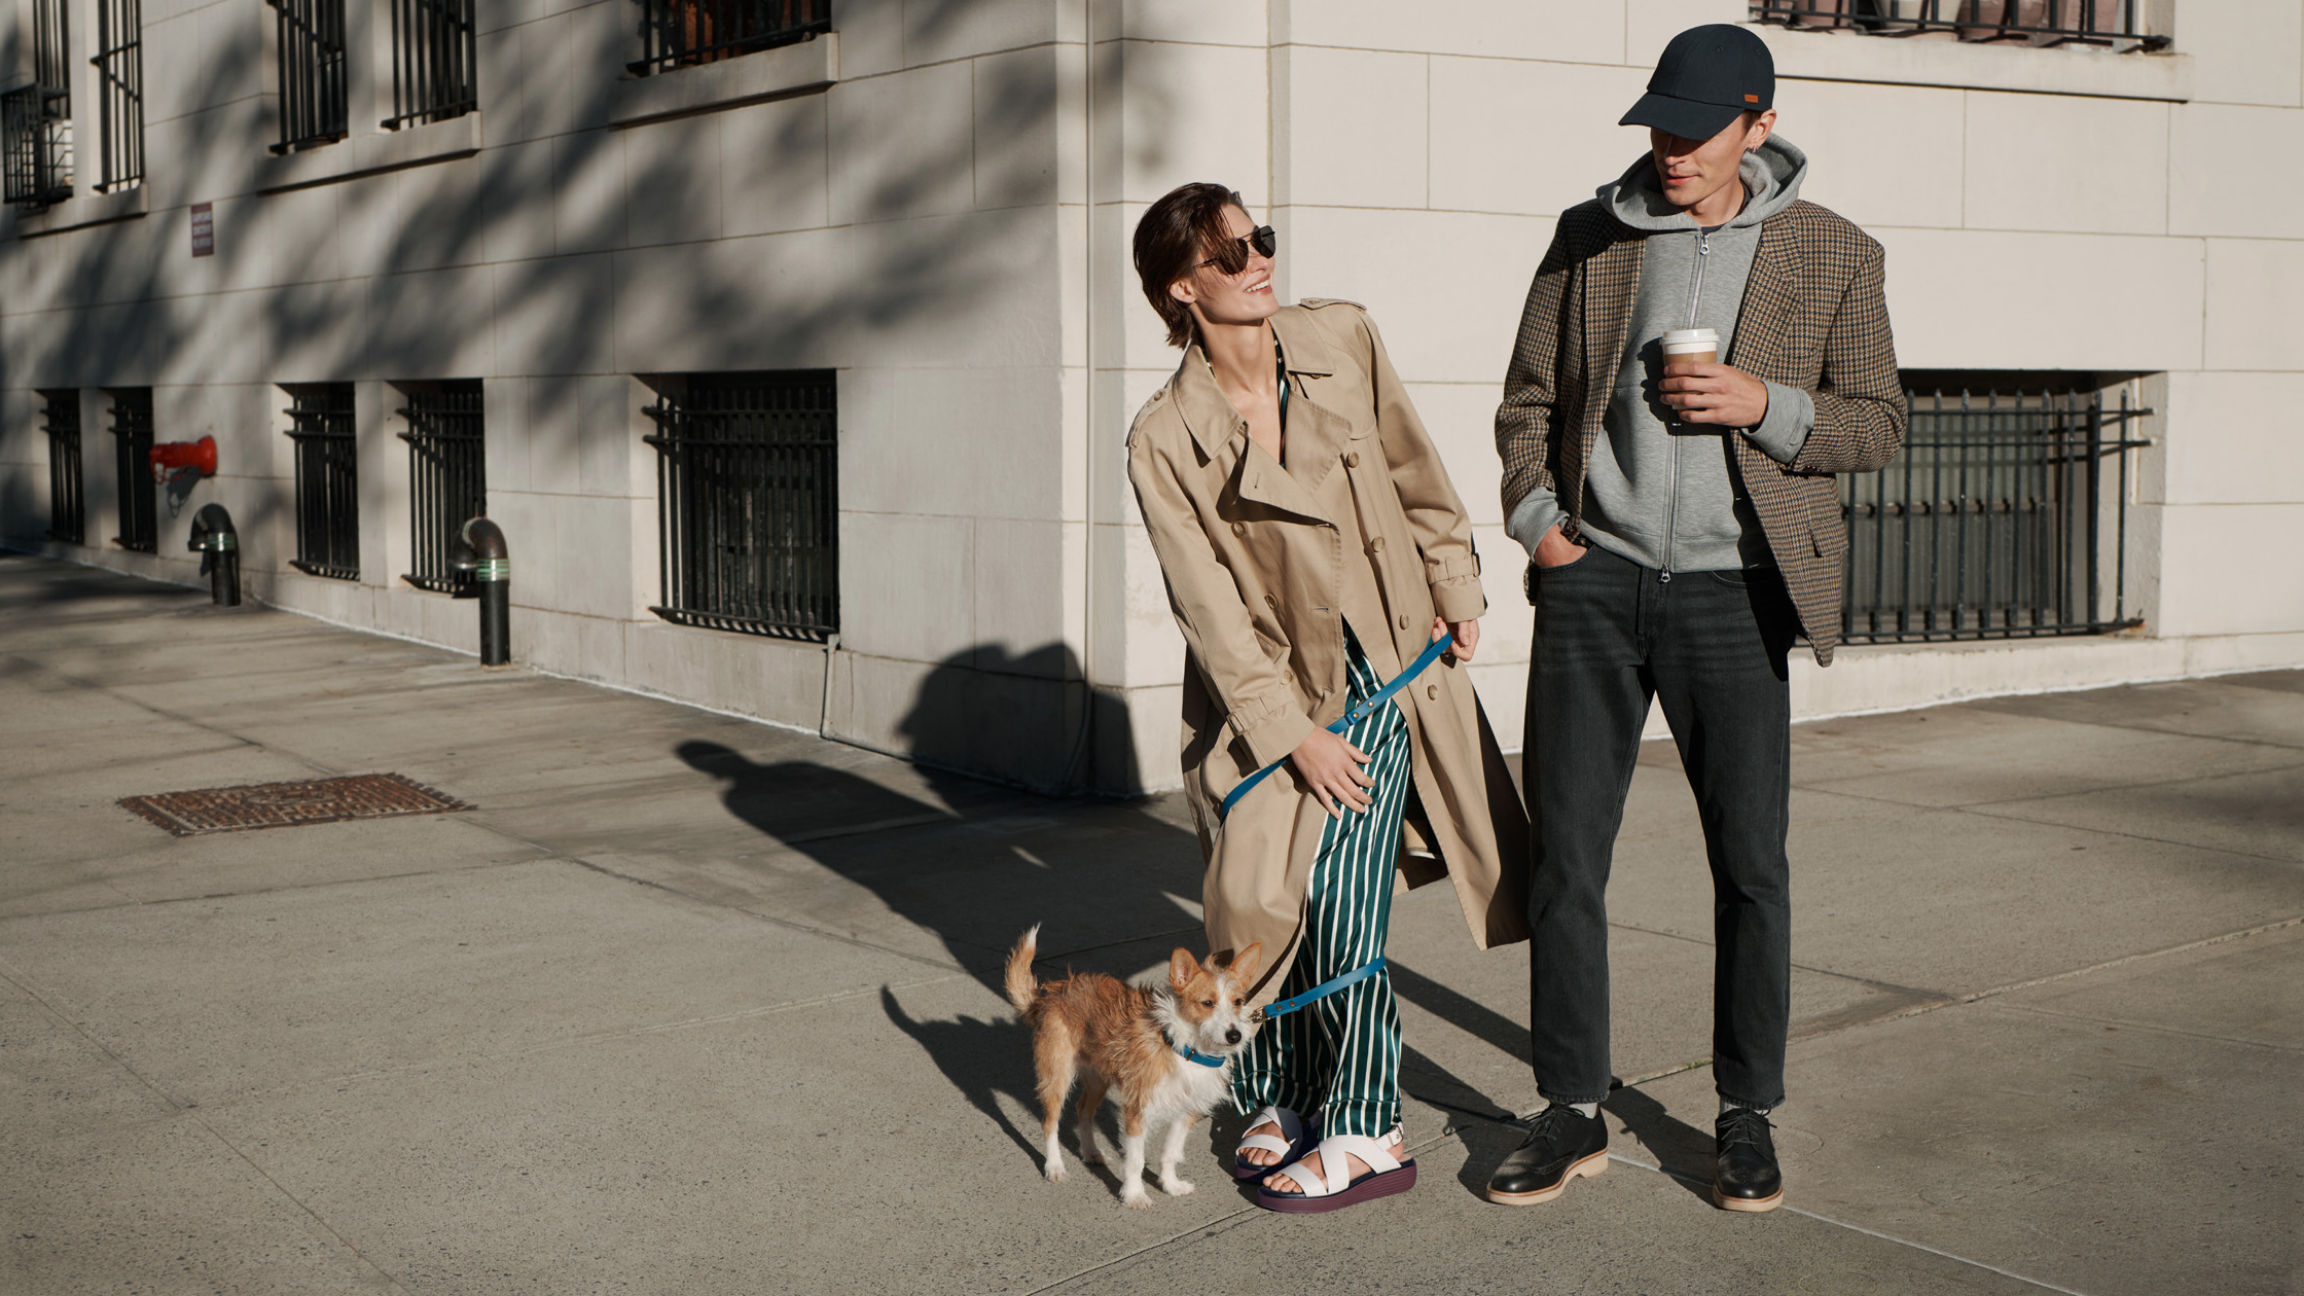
1606,1084,1717,1203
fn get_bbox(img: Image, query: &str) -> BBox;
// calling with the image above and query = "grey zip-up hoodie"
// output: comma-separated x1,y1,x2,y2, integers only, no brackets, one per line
1507,136,1817,574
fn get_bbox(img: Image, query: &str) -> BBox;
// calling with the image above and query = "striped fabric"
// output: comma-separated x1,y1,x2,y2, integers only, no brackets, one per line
1230,623,1411,1139
1494,198,1907,665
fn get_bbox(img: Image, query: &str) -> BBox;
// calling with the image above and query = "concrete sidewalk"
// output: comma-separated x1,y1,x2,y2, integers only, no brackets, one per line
2,551,2298,1296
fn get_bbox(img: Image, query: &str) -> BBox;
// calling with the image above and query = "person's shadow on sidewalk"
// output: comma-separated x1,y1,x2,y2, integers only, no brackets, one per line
1604,1085,1717,1203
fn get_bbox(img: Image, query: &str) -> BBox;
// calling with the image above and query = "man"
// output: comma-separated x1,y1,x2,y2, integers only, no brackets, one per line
1486,24,1905,1213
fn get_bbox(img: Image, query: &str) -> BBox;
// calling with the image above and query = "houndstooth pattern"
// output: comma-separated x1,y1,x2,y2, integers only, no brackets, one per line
1494,198,1907,665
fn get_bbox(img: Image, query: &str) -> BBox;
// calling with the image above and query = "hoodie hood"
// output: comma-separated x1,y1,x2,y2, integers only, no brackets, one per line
1602,134,1807,232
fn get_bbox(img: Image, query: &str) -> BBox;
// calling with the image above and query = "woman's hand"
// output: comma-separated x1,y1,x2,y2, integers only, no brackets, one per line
1431,616,1478,663
1290,728,1373,819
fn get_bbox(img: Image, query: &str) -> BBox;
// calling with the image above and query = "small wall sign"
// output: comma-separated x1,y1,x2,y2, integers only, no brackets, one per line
190,203,213,257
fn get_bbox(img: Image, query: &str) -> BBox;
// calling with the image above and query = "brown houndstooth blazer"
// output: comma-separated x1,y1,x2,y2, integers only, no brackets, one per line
1495,198,1907,665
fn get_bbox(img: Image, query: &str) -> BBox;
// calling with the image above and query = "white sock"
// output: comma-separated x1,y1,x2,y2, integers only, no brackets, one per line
1542,1098,1599,1119
1720,1098,1773,1117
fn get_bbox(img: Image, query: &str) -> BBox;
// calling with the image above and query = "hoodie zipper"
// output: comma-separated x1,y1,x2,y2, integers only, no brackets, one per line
1662,227,1712,585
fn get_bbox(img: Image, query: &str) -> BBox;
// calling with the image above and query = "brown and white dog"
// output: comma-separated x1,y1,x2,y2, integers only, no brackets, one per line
1004,925,1263,1208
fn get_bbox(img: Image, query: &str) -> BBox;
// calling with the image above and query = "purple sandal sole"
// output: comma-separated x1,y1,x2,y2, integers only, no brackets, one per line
1255,1159,1417,1213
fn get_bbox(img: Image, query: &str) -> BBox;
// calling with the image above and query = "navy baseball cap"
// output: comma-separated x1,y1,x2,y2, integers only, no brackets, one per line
1620,24,1775,142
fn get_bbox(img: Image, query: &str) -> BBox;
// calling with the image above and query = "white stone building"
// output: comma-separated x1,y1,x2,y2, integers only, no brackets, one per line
4,0,2299,794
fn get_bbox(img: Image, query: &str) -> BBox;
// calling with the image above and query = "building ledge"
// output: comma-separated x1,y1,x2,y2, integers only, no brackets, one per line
1752,22,2192,101
609,33,839,128
253,112,483,195
7,184,149,240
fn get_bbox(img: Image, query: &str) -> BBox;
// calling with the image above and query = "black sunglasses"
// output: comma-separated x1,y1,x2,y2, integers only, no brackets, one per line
1197,225,1278,275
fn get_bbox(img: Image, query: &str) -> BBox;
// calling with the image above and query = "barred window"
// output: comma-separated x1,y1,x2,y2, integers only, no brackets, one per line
643,371,839,640
108,388,156,553
1754,0,2167,49
384,0,477,130
93,0,142,188
1,0,74,208
396,380,485,592
629,0,831,75
1841,373,2150,644
42,390,84,545
285,384,360,579
269,0,349,152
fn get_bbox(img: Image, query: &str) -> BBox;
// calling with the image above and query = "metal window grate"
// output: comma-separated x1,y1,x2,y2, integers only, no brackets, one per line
93,0,142,188
269,0,349,153
287,384,360,580
1840,378,2150,645
2,0,75,209
109,389,156,552
397,381,485,593
42,390,84,545
628,0,830,75
384,0,477,130
643,372,839,640
1753,0,2167,48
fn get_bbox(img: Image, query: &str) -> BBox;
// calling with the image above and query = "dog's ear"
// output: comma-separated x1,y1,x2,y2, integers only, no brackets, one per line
1168,947,1202,990
1231,941,1264,988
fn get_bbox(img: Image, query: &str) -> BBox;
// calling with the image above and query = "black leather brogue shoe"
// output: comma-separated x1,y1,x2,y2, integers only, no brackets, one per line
1485,1103,1608,1206
1713,1107,1783,1212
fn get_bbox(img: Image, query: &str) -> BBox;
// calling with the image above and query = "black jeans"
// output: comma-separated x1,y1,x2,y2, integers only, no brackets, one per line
1523,544,1798,1110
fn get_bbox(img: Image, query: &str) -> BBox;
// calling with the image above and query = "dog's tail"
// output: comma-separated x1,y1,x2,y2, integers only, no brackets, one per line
1003,923,1043,1015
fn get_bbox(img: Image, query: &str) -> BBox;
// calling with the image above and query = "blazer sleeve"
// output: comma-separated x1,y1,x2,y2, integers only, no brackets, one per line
1358,308,1487,624
1788,236,1907,476
1494,217,1579,523
1126,427,1317,771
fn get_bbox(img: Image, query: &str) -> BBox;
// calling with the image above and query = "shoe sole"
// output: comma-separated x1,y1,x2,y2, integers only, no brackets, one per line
1712,1184,1783,1213
1484,1147,1607,1206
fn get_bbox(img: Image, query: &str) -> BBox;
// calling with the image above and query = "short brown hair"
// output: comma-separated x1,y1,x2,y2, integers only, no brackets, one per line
1133,182,1248,351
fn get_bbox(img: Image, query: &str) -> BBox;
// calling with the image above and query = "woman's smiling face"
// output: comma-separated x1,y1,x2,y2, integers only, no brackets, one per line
1171,205,1278,335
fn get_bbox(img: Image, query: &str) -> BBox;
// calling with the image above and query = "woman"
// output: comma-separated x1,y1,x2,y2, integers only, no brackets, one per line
1126,183,1529,1213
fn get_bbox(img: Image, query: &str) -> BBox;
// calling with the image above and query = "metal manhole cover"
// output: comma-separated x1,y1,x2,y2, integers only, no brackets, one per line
119,773,469,836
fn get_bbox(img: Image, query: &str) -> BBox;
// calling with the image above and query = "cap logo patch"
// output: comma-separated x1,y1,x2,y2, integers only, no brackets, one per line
1744,94,1759,103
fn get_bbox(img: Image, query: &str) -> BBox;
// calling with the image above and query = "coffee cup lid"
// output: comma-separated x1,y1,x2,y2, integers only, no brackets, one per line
1662,328,1719,344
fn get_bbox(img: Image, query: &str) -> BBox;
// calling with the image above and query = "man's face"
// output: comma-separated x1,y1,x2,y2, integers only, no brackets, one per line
1649,110,1774,212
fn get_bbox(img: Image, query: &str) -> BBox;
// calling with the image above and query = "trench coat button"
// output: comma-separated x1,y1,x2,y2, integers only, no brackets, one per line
1397,614,1410,629
1265,594,1279,610
1344,451,1360,468
1369,536,1386,553
1232,521,1246,537
1426,684,1438,700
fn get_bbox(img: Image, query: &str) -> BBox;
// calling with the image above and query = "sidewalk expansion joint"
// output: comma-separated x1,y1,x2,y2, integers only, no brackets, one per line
1604,1149,2097,1296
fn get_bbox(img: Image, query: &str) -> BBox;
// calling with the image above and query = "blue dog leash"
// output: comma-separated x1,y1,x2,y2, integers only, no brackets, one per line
1217,633,1454,820
1172,954,1391,1065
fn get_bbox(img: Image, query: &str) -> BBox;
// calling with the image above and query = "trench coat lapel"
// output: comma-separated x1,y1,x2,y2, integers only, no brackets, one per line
1268,310,1353,499
1174,337,1332,526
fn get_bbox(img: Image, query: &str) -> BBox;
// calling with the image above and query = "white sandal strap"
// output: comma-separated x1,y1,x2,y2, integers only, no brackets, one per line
1238,1105,1303,1153
1273,1130,1405,1197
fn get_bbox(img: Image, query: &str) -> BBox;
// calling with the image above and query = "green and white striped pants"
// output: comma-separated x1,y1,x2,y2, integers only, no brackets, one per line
1231,622,1411,1139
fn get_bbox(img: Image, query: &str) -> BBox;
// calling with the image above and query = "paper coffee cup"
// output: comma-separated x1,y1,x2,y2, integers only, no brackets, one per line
1662,328,1719,367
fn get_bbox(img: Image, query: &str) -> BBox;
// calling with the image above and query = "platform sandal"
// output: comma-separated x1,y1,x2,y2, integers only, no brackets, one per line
1233,1105,1316,1181
1256,1128,1417,1213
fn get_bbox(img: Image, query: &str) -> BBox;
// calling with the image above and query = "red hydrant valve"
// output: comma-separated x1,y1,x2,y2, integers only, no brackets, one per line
150,435,218,483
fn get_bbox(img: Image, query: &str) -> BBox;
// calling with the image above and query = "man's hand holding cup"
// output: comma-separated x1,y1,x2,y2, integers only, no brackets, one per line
1660,327,1769,430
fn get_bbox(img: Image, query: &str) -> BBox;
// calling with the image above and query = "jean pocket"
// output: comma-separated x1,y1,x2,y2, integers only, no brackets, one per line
1706,567,1751,588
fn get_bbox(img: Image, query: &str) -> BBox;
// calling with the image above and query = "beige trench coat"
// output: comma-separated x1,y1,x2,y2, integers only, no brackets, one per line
1126,299,1530,1006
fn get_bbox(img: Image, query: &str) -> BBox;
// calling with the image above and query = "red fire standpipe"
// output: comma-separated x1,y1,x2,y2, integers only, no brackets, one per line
150,436,218,482
448,518,510,666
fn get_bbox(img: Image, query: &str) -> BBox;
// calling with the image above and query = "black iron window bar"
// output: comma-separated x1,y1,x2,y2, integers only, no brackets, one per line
397,381,485,593
1754,0,2168,48
92,0,142,188
643,372,839,640
629,0,830,75
1840,381,2151,645
269,0,349,153
109,388,156,553
286,384,360,580
384,0,477,130
42,390,84,545
1,0,75,208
